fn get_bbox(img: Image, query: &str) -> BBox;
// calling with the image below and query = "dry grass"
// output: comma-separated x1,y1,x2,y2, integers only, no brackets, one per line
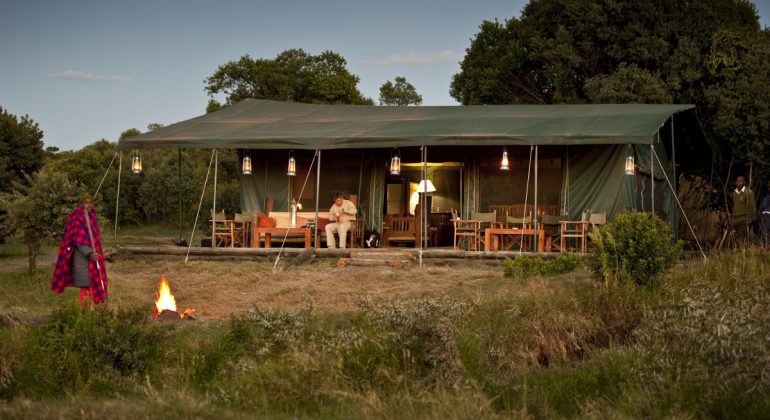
107,257,526,320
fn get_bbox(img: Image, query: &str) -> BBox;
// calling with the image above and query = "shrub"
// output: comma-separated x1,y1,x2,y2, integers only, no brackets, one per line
503,253,581,278
588,211,681,285
17,304,164,396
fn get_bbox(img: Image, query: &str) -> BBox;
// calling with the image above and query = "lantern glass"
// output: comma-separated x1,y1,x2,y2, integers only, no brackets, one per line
500,149,510,170
131,153,142,174
287,151,296,176
625,155,635,176
242,155,252,175
389,153,401,175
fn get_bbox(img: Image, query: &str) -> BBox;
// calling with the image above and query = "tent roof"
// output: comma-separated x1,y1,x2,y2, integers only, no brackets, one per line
119,99,695,150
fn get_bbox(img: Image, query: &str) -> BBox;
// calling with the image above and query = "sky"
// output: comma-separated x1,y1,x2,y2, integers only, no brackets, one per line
1,0,769,151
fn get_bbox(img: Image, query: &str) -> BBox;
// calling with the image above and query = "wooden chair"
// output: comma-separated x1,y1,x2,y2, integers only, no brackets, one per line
560,211,591,253
211,210,234,248
233,213,253,247
588,212,607,229
472,211,497,250
505,215,534,250
319,220,364,248
385,215,416,247
539,214,567,252
342,219,366,248
453,211,480,250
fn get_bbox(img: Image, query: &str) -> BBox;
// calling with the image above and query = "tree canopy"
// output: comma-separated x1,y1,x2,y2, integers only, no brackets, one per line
451,0,768,178
0,107,45,193
379,76,423,106
205,49,373,108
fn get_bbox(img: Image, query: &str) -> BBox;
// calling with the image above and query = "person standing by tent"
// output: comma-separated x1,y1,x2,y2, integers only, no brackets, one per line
731,175,756,246
325,192,356,248
51,196,109,306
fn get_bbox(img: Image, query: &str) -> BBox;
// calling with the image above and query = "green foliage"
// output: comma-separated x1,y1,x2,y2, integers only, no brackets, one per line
450,0,768,178
205,48,373,106
503,253,581,278
584,63,673,103
0,167,85,271
588,211,682,285
47,143,240,227
0,107,45,193
3,252,770,416
2,304,163,398
378,76,423,106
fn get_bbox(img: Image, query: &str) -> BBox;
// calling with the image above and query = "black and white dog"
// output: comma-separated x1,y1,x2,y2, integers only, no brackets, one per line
364,230,380,248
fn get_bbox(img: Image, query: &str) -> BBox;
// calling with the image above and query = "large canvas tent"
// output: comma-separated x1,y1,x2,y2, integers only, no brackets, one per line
119,99,698,243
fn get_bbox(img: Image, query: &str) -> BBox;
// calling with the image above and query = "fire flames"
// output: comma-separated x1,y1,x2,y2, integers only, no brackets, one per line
153,275,197,320
155,274,177,314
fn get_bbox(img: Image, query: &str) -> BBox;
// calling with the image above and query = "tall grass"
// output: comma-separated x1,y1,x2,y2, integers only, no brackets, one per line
2,250,770,418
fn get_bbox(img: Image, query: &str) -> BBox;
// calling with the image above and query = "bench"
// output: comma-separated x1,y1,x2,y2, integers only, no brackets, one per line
384,215,416,247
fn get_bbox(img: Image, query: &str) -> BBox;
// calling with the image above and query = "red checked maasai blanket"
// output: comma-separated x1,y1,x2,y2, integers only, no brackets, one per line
51,206,108,304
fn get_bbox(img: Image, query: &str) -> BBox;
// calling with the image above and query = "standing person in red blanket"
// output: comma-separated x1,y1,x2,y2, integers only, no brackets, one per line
51,195,109,306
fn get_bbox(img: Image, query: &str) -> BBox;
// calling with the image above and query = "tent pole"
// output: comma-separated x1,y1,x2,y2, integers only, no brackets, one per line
113,150,122,249
651,141,655,215
459,162,464,218
314,150,321,248
178,148,182,243
424,146,429,249
671,116,676,194
212,149,218,248
534,145,539,252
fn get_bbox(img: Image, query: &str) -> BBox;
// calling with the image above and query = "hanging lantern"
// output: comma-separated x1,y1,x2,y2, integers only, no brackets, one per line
287,150,296,176
625,147,635,176
242,154,252,175
389,148,401,175
131,150,142,174
500,147,510,170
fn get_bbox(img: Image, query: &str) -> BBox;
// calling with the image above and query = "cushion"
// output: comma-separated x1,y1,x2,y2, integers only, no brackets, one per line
258,214,276,228
316,217,330,232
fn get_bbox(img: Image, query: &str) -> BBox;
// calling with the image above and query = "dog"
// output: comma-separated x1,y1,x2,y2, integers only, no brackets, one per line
364,230,380,248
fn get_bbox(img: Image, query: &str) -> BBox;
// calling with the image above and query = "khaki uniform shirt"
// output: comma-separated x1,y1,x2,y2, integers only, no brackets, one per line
732,187,756,221
329,199,357,223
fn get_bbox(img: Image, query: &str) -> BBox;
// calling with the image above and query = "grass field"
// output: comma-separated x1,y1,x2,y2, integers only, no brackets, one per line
1,233,770,418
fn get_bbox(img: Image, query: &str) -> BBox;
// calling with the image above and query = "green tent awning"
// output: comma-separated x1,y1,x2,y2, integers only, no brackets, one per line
119,99,694,150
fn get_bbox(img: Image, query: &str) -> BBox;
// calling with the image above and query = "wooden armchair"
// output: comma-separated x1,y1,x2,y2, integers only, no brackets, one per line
233,213,253,247
211,210,234,248
472,211,497,250
560,211,591,253
453,211,480,250
384,215,416,247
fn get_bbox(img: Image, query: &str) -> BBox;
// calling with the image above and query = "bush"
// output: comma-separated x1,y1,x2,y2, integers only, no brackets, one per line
8,305,165,397
588,211,681,285
503,253,581,278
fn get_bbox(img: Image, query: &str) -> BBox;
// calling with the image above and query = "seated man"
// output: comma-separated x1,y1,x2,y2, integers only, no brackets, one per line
325,192,357,248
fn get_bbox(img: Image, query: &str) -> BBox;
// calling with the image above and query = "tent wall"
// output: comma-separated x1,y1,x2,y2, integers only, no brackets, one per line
569,145,634,220
241,149,374,219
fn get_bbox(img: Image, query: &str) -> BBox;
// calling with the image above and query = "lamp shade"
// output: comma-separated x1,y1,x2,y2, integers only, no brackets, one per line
417,179,436,193
242,155,252,175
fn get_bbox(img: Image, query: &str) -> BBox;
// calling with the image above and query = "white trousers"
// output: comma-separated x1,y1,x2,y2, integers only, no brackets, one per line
325,221,351,248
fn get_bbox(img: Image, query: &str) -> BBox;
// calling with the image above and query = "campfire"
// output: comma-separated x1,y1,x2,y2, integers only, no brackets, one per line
153,275,198,321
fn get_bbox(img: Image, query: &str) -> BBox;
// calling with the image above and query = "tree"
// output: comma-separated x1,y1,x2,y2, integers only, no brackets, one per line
584,63,673,104
205,49,373,106
450,0,767,181
0,107,45,193
379,76,423,106
0,167,85,272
